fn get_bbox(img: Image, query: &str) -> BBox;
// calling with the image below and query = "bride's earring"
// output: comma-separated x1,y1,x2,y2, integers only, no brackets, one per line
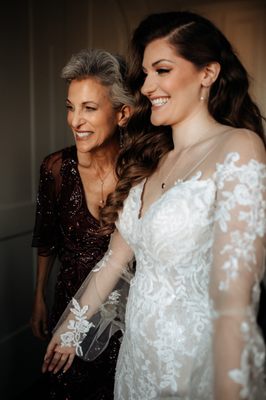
199,86,209,102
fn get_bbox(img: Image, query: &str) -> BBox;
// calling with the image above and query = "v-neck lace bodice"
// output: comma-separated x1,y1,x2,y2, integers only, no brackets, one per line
114,151,266,399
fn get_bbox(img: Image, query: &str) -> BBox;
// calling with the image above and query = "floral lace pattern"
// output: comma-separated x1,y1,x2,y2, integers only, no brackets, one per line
60,298,95,357
214,153,266,291
114,152,266,399
228,316,265,399
60,290,122,356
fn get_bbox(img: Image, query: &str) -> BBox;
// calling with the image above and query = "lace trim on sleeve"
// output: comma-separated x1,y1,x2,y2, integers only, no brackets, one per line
60,289,123,357
60,298,95,357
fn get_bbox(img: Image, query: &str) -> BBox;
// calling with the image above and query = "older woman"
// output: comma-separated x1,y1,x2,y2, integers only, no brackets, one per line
30,48,133,400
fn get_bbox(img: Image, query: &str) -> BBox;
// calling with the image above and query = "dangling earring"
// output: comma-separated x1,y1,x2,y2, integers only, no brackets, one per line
119,126,124,148
199,86,209,102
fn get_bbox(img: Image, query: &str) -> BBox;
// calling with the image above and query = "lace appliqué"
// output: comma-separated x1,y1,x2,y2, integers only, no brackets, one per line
60,290,123,356
215,152,266,290
100,290,121,319
60,298,95,357
228,319,265,399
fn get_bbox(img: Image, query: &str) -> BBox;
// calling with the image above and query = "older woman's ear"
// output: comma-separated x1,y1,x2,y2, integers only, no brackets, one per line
118,105,132,127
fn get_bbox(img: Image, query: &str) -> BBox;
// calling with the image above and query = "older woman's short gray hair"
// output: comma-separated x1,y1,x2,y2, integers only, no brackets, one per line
61,48,134,109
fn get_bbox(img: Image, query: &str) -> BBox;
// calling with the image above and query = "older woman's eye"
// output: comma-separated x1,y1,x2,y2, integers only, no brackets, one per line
85,106,97,111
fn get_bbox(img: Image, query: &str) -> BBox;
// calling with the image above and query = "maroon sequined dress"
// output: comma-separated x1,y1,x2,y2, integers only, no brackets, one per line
32,146,121,400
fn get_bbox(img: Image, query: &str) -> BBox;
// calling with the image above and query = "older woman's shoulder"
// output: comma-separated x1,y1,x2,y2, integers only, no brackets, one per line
41,145,77,176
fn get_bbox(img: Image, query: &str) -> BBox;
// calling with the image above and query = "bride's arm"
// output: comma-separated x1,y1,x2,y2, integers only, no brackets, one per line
42,229,134,374
210,133,266,399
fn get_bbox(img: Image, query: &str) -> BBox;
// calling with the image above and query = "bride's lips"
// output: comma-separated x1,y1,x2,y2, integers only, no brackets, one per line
150,97,169,108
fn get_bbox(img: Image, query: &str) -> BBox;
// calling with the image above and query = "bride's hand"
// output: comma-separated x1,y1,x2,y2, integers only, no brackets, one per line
42,335,76,374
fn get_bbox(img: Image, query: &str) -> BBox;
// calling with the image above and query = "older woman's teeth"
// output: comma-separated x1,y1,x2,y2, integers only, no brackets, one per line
151,98,169,107
75,132,91,138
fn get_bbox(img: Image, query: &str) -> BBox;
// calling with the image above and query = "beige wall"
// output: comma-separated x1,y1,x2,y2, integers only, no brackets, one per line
0,0,265,398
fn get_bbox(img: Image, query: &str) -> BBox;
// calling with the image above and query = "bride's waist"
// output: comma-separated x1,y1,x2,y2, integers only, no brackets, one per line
129,281,209,308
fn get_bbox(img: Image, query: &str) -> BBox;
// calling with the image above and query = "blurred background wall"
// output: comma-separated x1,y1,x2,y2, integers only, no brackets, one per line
0,0,265,398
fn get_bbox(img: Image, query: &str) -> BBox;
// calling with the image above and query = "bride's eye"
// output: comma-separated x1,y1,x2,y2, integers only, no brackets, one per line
156,68,170,75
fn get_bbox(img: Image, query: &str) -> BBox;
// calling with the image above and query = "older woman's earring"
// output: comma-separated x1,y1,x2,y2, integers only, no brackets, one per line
119,126,124,148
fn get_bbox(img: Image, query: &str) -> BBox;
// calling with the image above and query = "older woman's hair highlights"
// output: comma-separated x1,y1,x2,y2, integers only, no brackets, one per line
61,48,134,109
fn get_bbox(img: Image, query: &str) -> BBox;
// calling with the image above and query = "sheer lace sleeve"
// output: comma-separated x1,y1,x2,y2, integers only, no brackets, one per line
210,135,266,399
52,229,134,361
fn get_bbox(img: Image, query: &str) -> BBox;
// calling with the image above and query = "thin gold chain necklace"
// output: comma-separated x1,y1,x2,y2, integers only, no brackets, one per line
96,168,113,206
161,145,193,189
161,131,228,190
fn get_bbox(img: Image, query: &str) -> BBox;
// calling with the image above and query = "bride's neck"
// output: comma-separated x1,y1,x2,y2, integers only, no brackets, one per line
171,112,219,151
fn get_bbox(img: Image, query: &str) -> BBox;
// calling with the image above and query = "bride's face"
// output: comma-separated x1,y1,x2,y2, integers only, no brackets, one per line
141,38,205,128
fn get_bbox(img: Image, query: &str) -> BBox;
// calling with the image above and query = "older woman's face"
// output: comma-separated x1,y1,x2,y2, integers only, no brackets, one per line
66,78,120,153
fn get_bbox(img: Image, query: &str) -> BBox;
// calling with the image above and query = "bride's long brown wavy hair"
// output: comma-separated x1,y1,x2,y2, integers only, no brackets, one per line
100,11,265,234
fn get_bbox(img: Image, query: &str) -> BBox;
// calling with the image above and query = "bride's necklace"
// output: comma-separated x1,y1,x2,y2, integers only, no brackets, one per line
161,144,193,190
161,131,226,190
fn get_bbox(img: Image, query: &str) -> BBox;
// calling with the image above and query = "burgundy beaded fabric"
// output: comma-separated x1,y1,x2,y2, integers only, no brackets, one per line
32,146,121,400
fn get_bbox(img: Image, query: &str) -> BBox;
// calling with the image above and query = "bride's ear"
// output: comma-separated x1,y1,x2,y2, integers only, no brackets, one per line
117,105,132,127
201,62,221,87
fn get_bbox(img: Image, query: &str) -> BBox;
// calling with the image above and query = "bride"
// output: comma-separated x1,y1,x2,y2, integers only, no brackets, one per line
42,11,266,400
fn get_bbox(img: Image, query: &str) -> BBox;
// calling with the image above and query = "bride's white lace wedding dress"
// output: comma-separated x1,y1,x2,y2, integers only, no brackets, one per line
58,132,266,399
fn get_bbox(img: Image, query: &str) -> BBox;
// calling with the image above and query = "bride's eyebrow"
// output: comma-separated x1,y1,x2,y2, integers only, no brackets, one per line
152,59,175,66
142,59,176,70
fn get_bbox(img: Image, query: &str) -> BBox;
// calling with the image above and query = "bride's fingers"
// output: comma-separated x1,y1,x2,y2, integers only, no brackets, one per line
42,348,56,373
63,352,75,373
53,353,70,374
47,351,64,372
42,339,59,372
42,356,50,373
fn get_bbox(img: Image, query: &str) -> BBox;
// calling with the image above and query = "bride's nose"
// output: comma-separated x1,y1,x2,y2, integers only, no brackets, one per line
141,74,157,97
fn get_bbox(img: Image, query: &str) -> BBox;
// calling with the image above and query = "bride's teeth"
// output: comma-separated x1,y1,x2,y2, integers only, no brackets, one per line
151,98,168,106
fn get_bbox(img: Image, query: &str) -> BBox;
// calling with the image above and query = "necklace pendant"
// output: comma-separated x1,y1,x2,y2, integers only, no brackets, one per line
161,182,166,190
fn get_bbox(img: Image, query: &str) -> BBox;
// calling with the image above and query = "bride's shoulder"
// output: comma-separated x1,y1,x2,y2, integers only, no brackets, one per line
218,127,266,163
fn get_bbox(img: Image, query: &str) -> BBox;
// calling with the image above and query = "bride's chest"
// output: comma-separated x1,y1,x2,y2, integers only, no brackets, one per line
118,178,217,248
